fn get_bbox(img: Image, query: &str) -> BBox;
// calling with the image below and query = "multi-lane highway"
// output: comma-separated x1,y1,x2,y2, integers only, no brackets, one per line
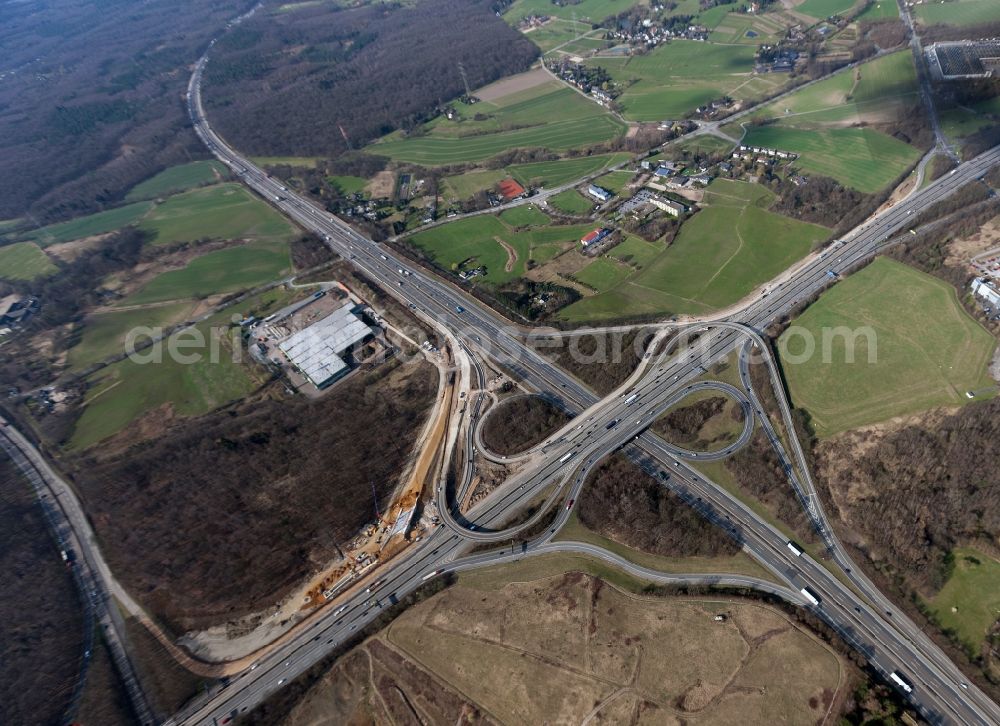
178,40,1000,724
0,420,156,725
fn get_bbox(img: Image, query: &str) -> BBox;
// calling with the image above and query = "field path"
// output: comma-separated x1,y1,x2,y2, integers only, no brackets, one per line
494,236,518,273
697,213,748,297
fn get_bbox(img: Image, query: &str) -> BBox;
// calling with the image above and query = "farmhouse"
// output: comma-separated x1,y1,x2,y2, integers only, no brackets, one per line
587,184,613,203
581,228,611,247
497,178,526,201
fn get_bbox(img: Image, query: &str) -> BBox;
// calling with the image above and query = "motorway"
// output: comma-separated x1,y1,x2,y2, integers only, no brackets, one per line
175,40,1000,725
0,421,156,725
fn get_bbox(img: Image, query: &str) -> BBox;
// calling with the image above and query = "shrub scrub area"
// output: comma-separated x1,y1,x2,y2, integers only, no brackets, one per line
480,395,571,456
537,328,654,397
71,358,438,632
653,391,745,452
815,397,1000,691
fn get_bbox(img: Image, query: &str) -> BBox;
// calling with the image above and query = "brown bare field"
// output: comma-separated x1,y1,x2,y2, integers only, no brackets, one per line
283,572,844,725
475,67,553,103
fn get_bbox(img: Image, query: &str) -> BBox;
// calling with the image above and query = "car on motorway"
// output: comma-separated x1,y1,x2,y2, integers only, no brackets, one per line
565,499,574,510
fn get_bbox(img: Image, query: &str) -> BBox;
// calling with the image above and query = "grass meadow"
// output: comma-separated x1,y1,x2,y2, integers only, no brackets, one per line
779,257,996,436
559,179,828,321
126,161,228,201
0,241,58,280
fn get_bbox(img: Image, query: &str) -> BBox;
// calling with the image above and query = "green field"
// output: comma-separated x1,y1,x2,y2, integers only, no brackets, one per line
928,549,1000,655
70,332,257,450
795,0,858,19
675,134,736,157
0,241,57,281
575,257,632,292
508,153,632,188
939,107,998,140
67,302,199,371
594,170,635,195
30,201,155,247
369,86,627,165
548,189,595,215
915,0,1000,26
126,161,228,201
250,156,323,168
755,51,917,126
139,184,298,246
523,20,592,53
612,234,662,268
442,170,508,201
67,287,299,450
589,40,758,121
560,179,829,321
121,241,291,305
505,0,638,22
779,257,997,436
409,215,592,284
326,175,368,196
499,204,550,228
856,0,898,19
741,125,921,193
709,9,792,44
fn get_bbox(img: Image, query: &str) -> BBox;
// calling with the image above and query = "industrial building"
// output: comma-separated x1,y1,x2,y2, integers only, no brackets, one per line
972,278,1000,308
279,304,372,389
649,195,688,217
587,184,613,203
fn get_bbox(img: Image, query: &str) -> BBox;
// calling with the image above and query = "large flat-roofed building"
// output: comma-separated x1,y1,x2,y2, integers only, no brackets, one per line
279,304,372,389
972,277,1000,308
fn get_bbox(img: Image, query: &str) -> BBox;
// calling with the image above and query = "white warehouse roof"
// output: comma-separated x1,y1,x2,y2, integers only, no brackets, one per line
279,304,371,388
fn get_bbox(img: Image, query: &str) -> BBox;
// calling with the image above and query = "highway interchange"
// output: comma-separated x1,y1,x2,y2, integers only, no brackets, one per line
169,37,1000,726
0,16,989,724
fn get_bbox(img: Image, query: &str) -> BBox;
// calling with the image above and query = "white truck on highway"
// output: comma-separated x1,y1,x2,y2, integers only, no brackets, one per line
559,451,575,464
800,587,821,607
623,392,639,405
786,540,804,557
889,671,913,694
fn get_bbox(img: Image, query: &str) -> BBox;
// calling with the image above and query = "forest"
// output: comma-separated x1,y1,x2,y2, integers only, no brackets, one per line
202,0,540,158
0,0,253,223
578,453,742,558
818,398,1000,593
70,358,438,633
